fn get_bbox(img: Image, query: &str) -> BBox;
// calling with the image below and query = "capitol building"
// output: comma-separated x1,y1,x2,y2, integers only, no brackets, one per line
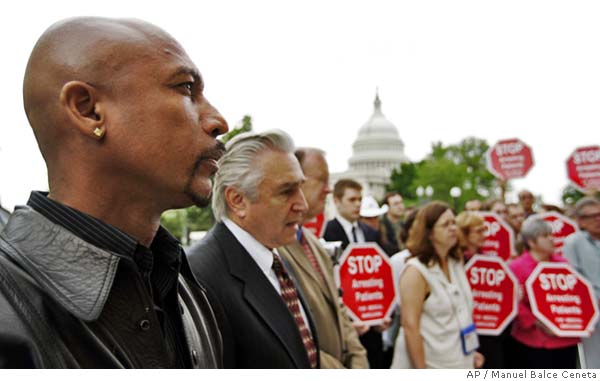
331,92,409,200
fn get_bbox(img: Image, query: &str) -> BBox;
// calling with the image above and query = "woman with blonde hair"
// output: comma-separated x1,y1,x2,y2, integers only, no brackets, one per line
391,201,484,368
457,211,513,368
456,211,486,263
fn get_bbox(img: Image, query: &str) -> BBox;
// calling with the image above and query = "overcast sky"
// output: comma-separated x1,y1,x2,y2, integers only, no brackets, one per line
1,0,599,211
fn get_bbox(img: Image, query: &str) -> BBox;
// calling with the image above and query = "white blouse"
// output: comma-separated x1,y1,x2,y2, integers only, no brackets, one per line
391,256,475,369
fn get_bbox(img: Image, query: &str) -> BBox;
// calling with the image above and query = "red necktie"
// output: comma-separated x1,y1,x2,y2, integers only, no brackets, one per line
271,253,318,368
298,233,326,284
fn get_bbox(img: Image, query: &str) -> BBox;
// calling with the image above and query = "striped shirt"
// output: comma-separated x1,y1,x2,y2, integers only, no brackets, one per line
27,191,189,368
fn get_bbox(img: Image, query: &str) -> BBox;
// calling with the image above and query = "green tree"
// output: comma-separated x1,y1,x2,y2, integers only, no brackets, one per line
443,137,497,199
386,162,418,199
387,137,498,212
186,205,215,231
414,157,470,205
561,184,584,207
160,209,186,241
160,206,216,243
561,184,600,207
220,115,253,144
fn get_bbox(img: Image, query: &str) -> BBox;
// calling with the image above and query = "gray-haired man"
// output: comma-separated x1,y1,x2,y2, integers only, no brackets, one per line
187,130,320,368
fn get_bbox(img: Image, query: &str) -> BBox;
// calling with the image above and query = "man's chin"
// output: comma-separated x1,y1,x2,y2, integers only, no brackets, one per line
183,187,211,208
183,177,213,208
191,194,210,208
279,228,299,246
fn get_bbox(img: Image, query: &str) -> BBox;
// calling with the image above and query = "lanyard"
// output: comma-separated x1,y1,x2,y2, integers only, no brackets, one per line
435,261,472,329
434,261,479,355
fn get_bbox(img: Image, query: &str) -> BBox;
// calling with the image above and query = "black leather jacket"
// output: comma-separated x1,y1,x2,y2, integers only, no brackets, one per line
0,206,223,368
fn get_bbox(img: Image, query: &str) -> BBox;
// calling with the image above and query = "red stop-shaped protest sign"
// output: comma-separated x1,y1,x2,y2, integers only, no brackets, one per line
466,255,518,335
538,212,579,256
566,145,600,193
303,213,325,238
477,212,515,262
526,262,599,337
336,243,396,325
486,138,534,180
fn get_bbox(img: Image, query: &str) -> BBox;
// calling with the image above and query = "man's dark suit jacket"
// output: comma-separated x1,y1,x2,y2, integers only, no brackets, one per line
187,222,318,369
322,217,388,369
322,218,380,251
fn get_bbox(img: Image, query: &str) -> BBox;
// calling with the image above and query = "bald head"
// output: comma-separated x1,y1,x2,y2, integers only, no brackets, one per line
518,189,535,213
23,17,180,160
22,16,228,216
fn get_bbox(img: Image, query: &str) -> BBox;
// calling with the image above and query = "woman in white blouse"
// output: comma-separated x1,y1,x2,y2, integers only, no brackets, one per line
391,201,484,369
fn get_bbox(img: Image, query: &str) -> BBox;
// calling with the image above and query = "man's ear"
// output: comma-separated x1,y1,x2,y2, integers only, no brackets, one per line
59,81,106,140
224,187,248,219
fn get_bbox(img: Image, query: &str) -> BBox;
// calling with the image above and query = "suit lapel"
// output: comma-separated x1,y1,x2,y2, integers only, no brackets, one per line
358,221,378,243
327,219,350,248
303,234,339,305
297,230,347,358
285,241,326,289
281,241,339,312
213,223,308,368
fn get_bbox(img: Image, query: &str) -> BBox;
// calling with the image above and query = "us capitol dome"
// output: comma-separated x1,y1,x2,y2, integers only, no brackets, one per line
331,91,409,200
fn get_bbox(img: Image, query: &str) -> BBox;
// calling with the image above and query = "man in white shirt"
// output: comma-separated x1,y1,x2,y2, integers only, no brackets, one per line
187,130,319,368
323,179,380,249
322,179,390,368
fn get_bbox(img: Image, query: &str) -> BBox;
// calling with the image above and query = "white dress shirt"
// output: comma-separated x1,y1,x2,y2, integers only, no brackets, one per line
335,215,366,243
223,218,312,334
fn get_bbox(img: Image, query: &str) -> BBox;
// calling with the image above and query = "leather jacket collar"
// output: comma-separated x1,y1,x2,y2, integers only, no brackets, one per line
1,206,120,321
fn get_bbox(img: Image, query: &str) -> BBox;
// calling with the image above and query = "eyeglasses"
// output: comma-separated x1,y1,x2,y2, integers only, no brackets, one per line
580,212,600,220
434,219,456,229
472,226,487,234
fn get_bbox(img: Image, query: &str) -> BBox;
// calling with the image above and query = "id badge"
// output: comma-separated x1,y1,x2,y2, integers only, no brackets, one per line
460,323,479,355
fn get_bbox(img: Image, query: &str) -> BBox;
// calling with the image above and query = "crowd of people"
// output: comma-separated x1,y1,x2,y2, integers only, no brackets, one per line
345,185,600,369
0,16,598,370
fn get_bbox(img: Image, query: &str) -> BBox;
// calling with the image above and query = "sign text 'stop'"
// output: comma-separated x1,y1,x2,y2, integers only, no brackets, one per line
336,243,396,325
486,138,534,180
566,146,600,193
525,262,599,338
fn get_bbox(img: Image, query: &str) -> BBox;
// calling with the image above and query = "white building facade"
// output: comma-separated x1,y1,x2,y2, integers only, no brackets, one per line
331,92,409,200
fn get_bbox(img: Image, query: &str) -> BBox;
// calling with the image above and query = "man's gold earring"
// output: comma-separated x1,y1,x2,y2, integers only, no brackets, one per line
93,127,104,138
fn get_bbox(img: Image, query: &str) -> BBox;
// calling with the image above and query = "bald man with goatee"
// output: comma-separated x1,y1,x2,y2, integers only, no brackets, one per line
0,17,228,368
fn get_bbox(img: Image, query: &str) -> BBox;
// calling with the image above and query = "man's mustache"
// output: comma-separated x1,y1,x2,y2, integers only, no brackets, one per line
191,141,226,174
